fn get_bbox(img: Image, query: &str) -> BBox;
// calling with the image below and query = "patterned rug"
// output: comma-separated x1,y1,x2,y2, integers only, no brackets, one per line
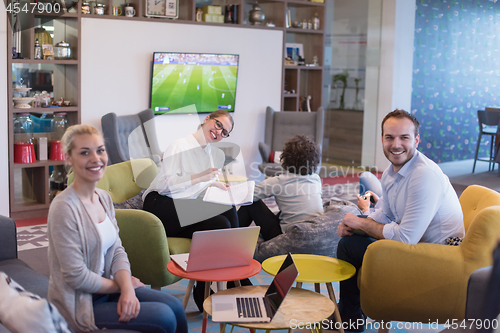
17,224,48,251
16,183,360,253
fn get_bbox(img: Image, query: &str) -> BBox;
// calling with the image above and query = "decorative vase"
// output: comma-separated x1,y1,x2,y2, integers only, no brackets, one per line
249,2,265,25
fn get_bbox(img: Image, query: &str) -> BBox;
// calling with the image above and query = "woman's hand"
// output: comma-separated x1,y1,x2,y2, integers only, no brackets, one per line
211,181,229,191
192,168,220,184
131,276,145,289
113,270,140,322
117,289,140,322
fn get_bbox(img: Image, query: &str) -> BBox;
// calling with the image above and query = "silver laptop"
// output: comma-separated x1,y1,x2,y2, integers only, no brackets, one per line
170,226,260,272
211,252,299,323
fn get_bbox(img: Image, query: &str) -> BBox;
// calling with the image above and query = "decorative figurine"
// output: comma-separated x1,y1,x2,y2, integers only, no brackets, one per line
196,8,202,22
312,55,318,66
248,2,265,25
34,39,42,60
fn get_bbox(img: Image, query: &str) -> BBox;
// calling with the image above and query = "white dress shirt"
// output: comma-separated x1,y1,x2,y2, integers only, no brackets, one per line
369,151,465,244
143,134,224,200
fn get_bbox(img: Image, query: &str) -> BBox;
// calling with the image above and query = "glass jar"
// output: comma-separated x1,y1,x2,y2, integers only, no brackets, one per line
50,113,67,161
54,41,72,60
14,113,36,163
82,2,90,14
51,112,67,141
312,13,320,30
95,3,105,15
14,113,34,144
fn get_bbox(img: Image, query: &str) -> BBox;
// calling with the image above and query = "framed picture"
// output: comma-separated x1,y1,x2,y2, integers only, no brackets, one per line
285,43,304,61
42,44,53,60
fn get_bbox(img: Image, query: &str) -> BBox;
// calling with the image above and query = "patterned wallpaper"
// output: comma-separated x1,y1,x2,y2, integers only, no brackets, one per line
412,0,500,163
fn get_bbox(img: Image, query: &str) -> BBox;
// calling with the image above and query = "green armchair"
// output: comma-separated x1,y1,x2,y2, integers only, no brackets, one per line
358,185,500,324
68,158,191,289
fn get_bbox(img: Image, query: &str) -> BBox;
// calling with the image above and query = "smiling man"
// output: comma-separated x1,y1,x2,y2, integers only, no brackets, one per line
335,110,465,332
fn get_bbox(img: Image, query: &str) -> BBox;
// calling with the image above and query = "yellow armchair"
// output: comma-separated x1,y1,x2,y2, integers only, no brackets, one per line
68,158,191,289
358,185,500,323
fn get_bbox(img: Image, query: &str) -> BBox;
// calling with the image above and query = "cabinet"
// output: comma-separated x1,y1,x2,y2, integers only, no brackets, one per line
5,0,324,219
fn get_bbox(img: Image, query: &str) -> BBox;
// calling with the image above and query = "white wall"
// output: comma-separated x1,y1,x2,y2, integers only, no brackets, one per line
362,0,415,171
0,6,10,217
81,18,283,181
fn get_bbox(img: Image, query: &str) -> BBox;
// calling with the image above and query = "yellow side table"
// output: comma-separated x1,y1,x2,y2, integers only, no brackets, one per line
262,254,356,333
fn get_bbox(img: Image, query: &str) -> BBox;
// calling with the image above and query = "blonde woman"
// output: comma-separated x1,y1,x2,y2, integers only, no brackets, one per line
47,124,187,333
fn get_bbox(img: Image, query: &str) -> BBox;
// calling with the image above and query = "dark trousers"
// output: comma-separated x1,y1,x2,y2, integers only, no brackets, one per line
237,200,282,241
336,235,377,318
143,191,238,238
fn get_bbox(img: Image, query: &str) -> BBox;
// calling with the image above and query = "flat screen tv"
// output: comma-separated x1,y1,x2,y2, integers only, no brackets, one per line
150,52,239,115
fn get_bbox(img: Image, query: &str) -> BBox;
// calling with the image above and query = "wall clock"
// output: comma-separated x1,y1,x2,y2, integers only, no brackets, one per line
145,0,178,18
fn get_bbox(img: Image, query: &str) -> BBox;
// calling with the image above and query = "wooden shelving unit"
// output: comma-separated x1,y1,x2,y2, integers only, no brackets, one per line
6,0,324,218
7,2,81,219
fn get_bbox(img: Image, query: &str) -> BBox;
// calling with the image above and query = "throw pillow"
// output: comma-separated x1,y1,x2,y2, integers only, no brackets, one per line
113,189,145,210
269,151,282,163
0,272,71,333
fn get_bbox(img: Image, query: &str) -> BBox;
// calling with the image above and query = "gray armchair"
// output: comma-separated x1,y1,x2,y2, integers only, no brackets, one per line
439,243,500,333
258,106,324,176
101,109,162,165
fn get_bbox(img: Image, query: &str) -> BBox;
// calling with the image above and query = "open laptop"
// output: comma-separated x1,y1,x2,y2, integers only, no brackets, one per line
211,252,299,323
170,226,260,272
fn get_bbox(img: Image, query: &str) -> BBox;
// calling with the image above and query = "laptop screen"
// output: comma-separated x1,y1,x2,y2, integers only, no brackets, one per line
264,253,299,312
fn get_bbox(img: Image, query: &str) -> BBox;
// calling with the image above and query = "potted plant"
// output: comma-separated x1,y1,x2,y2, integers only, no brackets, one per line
333,70,349,110
353,78,362,110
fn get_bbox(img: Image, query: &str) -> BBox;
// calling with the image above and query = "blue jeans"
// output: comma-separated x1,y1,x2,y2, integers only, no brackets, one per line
93,287,188,333
337,235,377,318
359,171,382,197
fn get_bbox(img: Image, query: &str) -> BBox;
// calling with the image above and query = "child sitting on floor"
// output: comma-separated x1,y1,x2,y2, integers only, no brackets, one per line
238,134,323,240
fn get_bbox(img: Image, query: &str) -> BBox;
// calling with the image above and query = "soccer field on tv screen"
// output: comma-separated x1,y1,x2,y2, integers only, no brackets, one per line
151,64,238,114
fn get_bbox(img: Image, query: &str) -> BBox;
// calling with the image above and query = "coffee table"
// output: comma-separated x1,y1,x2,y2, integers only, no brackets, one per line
203,285,335,333
167,259,261,333
262,254,356,333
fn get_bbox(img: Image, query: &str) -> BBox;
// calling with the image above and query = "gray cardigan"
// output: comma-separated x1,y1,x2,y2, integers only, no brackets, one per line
47,185,131,333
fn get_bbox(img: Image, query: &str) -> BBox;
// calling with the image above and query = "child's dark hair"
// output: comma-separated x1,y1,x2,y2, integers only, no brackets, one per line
280,135,320,175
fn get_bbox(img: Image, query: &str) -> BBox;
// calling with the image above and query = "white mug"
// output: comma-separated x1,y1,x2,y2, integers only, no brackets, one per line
124,5,135,17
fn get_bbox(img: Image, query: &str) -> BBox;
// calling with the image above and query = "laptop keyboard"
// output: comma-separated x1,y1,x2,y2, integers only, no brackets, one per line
236,297,263,318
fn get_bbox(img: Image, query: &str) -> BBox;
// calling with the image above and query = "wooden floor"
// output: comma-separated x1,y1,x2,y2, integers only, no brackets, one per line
440,159,500,196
